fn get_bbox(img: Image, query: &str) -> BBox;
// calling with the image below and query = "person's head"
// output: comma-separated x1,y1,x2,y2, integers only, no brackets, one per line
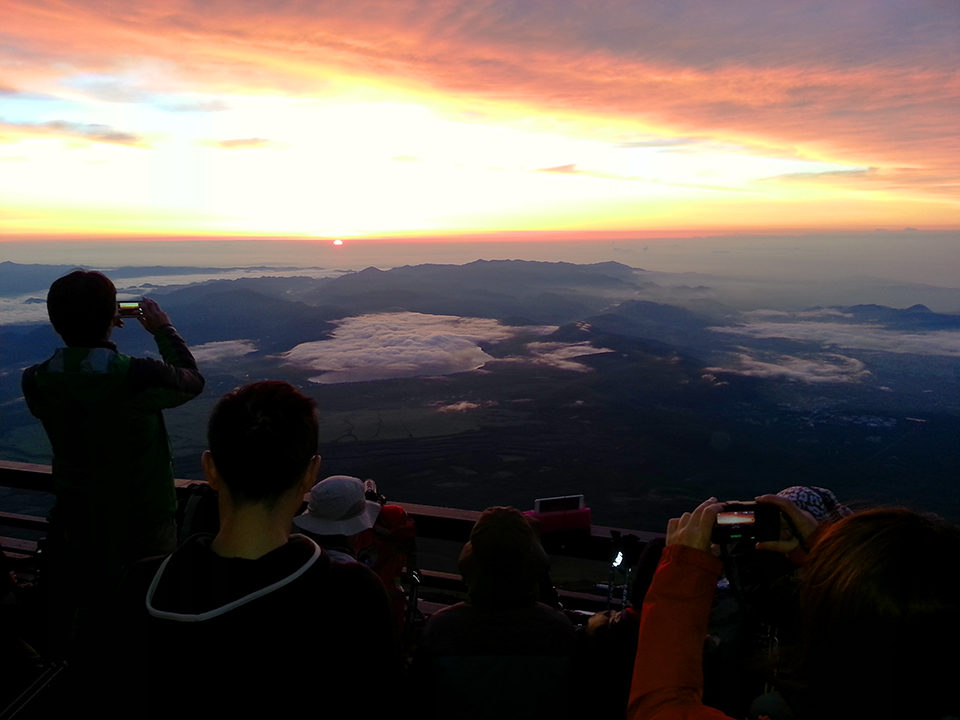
458,506,549,609
47,269,118,346
796,508,960,719
776,485,852,524
292,475,380,537
204,381,319,509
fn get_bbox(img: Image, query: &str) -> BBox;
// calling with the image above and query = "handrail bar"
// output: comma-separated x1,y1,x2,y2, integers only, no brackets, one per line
0,461,664,566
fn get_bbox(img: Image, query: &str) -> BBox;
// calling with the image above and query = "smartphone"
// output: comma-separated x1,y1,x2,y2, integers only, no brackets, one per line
712,501,780,543
118,301,142,318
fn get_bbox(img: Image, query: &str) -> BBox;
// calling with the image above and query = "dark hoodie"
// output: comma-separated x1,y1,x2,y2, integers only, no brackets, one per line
108,534,400,719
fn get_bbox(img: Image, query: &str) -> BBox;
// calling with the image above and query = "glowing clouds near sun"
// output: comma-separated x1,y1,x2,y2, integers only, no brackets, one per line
1,2,957,236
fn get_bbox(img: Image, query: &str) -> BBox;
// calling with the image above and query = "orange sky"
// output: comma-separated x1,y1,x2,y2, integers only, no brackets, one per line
1,1,958,239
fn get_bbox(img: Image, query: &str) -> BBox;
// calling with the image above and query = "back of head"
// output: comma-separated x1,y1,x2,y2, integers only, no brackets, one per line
207,381,318,508
458,506,549,609
797,508,960,719
47,269,117,347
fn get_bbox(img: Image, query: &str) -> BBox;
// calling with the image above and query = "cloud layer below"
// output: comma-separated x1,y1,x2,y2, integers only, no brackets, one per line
190,340,257,363
706,353,870,384
710,321,960,357
279,312,614,384
282,312,537,384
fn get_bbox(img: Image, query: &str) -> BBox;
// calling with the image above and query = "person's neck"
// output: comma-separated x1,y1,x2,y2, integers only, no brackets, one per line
212,505,292,560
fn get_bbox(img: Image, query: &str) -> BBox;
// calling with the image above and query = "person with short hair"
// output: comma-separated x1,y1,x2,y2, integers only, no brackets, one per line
113,381,400,719
21,269,204,659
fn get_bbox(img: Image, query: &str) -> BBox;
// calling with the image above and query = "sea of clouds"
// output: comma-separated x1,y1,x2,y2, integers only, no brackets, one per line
278,312,611,384
705,352,870,384
704,309,960,383
189,340,259,363
709,320,960,357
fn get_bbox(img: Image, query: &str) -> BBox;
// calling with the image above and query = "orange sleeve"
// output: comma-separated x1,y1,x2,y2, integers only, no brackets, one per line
628,544,734,720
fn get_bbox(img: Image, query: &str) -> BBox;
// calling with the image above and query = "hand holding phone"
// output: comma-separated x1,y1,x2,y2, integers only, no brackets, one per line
137,297,173,335
666,497,723,553
753,494,821,554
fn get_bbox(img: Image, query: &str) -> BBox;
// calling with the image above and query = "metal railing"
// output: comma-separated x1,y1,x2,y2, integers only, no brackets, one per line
0,460,662,611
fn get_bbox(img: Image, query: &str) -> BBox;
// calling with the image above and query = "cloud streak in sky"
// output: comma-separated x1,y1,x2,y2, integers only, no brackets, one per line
0,119,149,147
206,138,275,150
2,1,957,235
5,1,955,170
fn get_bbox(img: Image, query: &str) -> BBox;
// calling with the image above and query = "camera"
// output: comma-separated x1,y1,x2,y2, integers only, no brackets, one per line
711,501,780,544
118,301,142,318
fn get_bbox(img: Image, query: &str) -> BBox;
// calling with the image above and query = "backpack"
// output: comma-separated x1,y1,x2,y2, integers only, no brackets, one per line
174,482,220,546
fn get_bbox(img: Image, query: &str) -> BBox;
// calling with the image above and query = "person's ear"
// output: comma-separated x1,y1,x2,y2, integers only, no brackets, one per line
300,455,321,494
202,450,222,491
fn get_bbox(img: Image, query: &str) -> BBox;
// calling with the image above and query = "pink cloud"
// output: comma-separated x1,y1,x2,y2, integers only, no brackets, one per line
0,118,149,147
206,137,274,150
4,1,956,195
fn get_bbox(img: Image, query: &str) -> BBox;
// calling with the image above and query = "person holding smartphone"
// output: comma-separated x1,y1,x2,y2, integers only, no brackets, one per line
21,269,205,661
628,496,960,720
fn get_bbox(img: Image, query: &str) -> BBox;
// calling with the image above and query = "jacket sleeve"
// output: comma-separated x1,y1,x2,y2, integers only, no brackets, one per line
21,365,43,418
127,325,205,408
628,544,734,720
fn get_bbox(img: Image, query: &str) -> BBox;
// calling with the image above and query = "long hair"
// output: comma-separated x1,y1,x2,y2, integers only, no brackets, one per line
793,508,960,719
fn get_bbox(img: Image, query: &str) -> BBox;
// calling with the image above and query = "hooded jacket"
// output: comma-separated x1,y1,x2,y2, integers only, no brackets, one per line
112,533,400,719
21,325,203,565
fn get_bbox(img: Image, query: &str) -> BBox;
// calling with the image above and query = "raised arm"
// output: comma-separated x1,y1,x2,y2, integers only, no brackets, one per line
127,297,205,407
628,498,734,720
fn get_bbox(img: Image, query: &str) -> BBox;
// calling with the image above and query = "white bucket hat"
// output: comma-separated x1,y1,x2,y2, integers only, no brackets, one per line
293,475,381,536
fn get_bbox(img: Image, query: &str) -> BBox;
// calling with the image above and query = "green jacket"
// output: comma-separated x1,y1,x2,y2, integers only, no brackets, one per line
22,325,204,571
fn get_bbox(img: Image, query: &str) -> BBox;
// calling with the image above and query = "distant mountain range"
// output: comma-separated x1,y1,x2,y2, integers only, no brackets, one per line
4,259,960,366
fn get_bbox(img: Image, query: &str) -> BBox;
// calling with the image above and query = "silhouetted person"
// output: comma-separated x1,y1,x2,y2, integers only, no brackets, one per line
413,506,577,719
113,381,400,719
293,475,415,630
293,475,383,562
21,269,204,660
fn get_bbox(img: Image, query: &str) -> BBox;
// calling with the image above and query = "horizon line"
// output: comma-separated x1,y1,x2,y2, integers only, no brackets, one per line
1,227,954,244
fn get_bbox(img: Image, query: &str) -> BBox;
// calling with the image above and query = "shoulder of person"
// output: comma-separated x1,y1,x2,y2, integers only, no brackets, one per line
114,553,170,628
535,601,576,625
21,364,38,391
327,553,389,588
